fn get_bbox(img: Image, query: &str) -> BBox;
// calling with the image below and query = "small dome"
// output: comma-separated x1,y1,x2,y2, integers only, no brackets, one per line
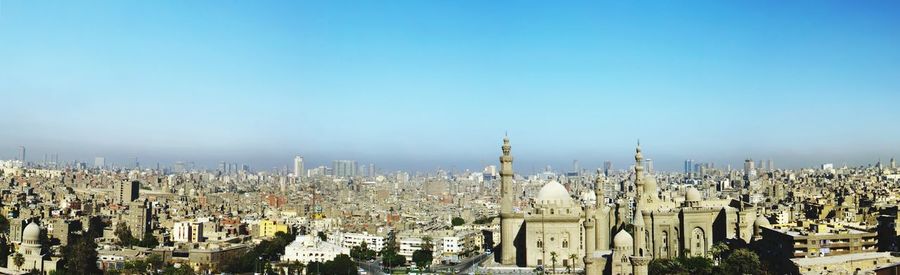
686,187,702,202
536,181,572,204
581,190,596,202
23,222,40,242
755,216,771,228
613,230,633,247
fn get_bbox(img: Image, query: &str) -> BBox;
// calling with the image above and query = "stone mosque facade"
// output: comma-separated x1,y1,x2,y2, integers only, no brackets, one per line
496,137,765,275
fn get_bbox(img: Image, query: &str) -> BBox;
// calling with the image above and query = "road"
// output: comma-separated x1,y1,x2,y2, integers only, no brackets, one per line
356,253,492,275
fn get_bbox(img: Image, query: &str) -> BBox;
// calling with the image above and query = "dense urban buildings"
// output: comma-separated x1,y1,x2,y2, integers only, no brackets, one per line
2,136,900,275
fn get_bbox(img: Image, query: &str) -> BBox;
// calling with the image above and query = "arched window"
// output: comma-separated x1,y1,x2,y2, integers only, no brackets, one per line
537,240,543,248
692,227,706,256
563,240,569,248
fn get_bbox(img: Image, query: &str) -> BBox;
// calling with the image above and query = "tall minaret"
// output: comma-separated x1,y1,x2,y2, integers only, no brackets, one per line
634,141,645,209
595,169,612,250
630,141,650,275
594,168,605,208
499,135,518,265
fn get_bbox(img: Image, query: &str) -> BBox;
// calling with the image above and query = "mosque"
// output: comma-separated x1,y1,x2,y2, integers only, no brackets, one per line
496,137,766,275
4,221,60,274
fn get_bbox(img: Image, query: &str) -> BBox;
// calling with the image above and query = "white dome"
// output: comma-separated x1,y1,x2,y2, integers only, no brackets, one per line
581,190,596,202
686,187,702,202
23,222,40,242
613,230,633,247
536,181,572,204
755,216,771,228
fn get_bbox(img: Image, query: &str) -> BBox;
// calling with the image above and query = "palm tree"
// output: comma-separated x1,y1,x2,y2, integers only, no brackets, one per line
12,252,24,270
550,252,558,274
568,254,578,274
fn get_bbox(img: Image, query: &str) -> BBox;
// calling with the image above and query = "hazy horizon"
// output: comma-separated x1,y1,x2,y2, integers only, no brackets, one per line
2,1,899,172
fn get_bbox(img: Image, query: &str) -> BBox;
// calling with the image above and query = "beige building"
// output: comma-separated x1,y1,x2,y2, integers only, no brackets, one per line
6,221,61,274
496,138,762,275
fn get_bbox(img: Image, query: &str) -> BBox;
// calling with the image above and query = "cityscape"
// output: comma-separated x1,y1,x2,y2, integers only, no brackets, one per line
2,1,900,275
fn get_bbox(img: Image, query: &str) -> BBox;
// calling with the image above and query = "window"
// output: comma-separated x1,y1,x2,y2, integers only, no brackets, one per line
538,259,543,266
563,259,569,267
537,240,543,248
563,240,569,248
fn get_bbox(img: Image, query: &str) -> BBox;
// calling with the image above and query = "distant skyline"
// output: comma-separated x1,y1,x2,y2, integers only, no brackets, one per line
2,1,899,171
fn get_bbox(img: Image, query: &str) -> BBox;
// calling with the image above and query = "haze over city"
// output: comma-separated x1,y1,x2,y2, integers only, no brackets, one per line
3,0,899,171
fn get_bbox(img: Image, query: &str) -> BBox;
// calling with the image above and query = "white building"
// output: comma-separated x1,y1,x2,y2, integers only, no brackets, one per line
341,232,385,252
281,235,349,264
399,238,424,261
172,221,204,243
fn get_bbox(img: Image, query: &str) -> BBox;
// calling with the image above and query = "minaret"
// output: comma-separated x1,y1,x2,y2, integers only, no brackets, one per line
500,136,514,215
499,135,518,265
630,141,650,275
595,169,611,250
634,141,645,209
594,168,605,208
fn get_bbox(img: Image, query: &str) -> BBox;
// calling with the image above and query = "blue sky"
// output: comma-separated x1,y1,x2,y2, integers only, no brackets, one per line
1,1,899,172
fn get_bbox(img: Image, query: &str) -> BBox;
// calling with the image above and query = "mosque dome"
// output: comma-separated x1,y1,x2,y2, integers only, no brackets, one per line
536,181,573,204
686,187,702,202
755,216,771,228
613,230,633,247
581,190,596,202
23,222,40,242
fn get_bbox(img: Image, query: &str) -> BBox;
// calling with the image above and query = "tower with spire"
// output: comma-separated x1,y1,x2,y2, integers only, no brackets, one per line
630,141,651,275
499,135,523,265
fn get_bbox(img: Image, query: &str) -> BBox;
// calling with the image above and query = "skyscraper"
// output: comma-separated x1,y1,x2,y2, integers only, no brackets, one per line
293,156,305,178
333,160,357,178
684,160,693,175
603,161,612,176
767,159,774,171
744,158,756,180
115,180,140,204
18,146,25,163
94,157,105,169
645,158,653,173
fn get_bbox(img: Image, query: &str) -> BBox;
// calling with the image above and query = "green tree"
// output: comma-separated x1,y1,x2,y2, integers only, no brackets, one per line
412,249,433,271
421,236,434,251
162,264,196,275
550,252,558,274
567,254,577,274
709,242,729,264
87,216,106,239
307,255,358,275
350,241,376,261
114,221,137,247
649,258,687,275
679,256,714,275
380,248,405,269
317,231,327,242
0,215,8,235
0,236,9,268
62,234,102,274
12,252,24,270
146,253,165,272
451,217,465,226
123,259,148,275
721,248,763,275
139,232,159,248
